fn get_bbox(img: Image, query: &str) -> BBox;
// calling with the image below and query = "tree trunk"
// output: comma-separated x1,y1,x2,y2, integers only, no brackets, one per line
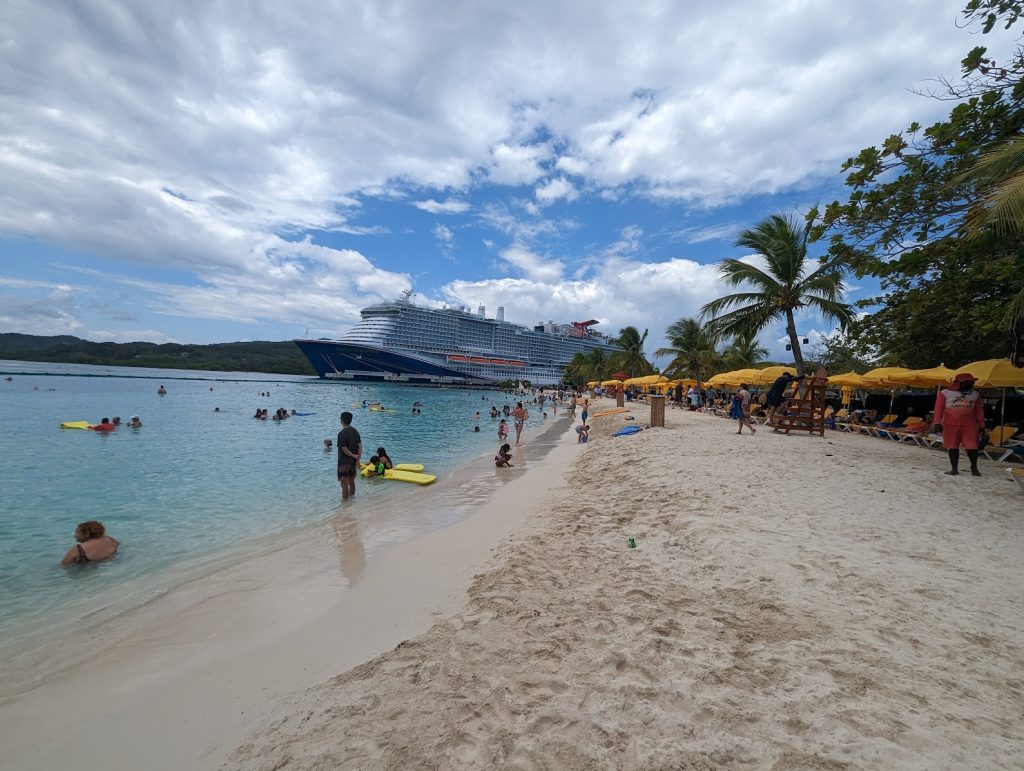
785,309,805,376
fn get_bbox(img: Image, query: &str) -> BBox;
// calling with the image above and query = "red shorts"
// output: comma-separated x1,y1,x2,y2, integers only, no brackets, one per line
942,424,979,450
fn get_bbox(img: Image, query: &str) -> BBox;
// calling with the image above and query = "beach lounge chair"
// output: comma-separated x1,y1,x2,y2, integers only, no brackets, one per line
982,426,1024,463
877,417,925,443
864,414,900,437
831,408,851,431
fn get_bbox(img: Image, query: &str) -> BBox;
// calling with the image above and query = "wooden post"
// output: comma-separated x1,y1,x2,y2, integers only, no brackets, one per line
650,394,665,427
616,390,624,407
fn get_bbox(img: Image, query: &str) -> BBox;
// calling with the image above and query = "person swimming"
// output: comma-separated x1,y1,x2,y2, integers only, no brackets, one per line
61,520,119,565
130,415,142,428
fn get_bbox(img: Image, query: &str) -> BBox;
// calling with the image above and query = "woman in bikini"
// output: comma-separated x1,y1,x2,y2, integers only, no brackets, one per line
62,520,119,565
512,402,528,445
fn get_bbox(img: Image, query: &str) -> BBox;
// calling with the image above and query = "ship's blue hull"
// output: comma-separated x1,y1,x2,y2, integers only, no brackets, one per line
294,340,492,383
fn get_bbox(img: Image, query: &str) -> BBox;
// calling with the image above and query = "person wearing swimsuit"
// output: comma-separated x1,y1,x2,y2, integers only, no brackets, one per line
62,520,119,566
512,402,528,445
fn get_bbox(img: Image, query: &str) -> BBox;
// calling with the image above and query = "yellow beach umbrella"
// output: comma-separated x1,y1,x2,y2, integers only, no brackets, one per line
623,374,668,386
600,379,623,387
841,385,852,406
953,359,1024,387
749,365,799,386
586,381,599,388
827,371,865,387
859,367,915,388
708,369,760,387
888,365,957,388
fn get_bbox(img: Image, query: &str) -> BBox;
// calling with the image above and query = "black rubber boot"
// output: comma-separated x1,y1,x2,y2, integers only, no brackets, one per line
946,449,960,475
967,449,981,476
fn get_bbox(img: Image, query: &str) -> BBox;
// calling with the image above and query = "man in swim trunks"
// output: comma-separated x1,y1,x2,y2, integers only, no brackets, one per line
934,373,986,476
337,411,362,499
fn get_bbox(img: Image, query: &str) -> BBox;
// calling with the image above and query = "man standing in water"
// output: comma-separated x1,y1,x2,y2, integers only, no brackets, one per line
337,411,362,499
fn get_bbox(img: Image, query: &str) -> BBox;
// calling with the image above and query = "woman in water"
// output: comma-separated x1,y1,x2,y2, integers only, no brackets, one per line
375,447,393,469
512,402,529,445
62,520,119,565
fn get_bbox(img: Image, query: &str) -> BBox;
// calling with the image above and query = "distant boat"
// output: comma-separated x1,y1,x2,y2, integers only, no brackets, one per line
295,292,619,385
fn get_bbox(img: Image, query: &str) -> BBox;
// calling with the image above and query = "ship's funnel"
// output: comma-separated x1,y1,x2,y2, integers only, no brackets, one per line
497,306,504,322
478,305,485,318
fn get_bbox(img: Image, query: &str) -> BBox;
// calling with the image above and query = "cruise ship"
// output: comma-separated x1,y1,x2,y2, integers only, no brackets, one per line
294,291,621,385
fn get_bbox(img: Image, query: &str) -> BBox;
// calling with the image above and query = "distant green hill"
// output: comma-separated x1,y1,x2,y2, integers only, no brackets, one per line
0,333,316,376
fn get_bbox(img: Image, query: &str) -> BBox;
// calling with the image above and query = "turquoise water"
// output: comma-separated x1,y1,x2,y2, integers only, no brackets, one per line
0,361,531,636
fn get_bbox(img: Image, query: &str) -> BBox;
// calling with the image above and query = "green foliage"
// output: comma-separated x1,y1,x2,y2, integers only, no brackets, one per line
655,318,720,384
720,332,768,370
703,213,853,375
609,326,653,378
813,0,1024,366
0,334,317,375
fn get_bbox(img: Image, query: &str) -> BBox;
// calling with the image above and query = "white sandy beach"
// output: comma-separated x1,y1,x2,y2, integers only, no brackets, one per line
3,401,1023,770
227,400,1024,770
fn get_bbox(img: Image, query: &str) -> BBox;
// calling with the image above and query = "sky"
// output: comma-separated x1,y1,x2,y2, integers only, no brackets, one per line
0,1,1013,363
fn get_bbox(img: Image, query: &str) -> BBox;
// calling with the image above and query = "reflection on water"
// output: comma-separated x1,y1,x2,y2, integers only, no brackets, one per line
329,511,366,589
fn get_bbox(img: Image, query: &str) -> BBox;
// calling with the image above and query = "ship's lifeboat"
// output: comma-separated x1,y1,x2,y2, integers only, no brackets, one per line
469,357,489,364
506,360,525,367
489,358,508,365
447,355,469,362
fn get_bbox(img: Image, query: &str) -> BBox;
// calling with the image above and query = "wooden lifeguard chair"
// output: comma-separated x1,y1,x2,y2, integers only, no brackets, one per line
768,367,828,436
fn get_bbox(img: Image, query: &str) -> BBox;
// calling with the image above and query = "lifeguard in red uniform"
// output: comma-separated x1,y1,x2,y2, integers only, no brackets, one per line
933,373,986,476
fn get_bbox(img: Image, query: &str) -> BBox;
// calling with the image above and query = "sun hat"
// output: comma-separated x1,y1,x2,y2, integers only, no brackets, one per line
952,373,976,384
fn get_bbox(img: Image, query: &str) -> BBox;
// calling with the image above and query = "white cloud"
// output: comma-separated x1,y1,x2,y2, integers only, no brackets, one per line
0,0,999,345
489,143,551,185
498,245,564,282
414,199,471,214
433,223,455,253
535,176,579,205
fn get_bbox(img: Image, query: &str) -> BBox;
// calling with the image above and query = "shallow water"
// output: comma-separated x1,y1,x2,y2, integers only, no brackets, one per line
0,361,549,637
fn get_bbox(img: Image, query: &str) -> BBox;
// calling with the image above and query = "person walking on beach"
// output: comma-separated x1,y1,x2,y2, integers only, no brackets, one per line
933,373,986,476
337,411,362,500
512,402,528,445
730,384,756,434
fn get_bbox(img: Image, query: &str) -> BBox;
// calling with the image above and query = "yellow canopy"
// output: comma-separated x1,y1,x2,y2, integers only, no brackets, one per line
600,379,623,387
748,366,799,386
954,359,1024,387
586,381,600,387
859,367,915,388
707,368,759,387
887,365,957,388
827,371,865,387
841,385,853,406
623,374,668,386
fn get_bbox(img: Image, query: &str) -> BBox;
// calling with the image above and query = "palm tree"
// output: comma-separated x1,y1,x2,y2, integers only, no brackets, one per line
654,318,719,392
584,347,611,382
701,213,854,376
721,332,769,370
610,326,652,378
956,138,1024,361
563,352,589,387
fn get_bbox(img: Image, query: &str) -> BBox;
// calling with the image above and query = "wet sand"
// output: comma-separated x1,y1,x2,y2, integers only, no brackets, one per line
229,401,1024,770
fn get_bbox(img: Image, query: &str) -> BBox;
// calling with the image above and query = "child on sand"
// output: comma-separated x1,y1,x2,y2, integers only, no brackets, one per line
495,444,513,467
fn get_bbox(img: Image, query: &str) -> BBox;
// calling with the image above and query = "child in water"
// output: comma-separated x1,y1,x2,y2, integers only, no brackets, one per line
495,444,513,467
498,419,509,441
365,455,388,477
375,447,393,469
